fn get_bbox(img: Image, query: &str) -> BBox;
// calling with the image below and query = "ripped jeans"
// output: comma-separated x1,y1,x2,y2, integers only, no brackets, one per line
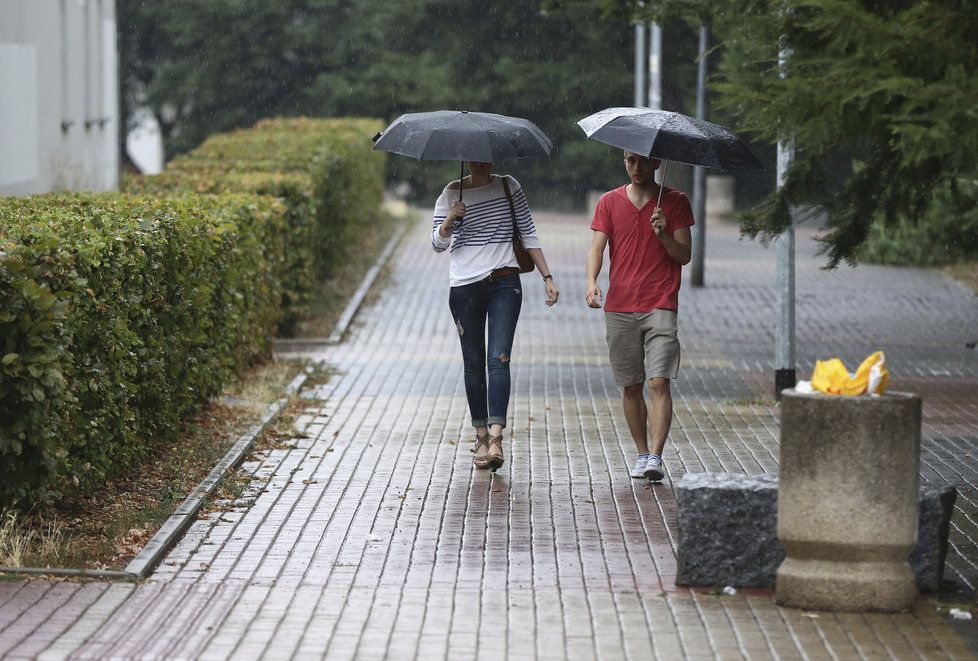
448,273,523,428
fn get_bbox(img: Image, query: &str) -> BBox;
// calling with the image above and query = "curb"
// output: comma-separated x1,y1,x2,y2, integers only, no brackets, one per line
273,221,407,353
0,566,138,581
0,371,308,582
0,221,408,582
327,222,407,344
123,369,309,578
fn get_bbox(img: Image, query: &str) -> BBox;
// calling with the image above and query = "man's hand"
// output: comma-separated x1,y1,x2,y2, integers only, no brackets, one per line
586,282,603,308
650,207,665,238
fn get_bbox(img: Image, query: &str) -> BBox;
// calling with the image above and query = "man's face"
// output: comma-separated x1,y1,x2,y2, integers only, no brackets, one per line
623,151,660,185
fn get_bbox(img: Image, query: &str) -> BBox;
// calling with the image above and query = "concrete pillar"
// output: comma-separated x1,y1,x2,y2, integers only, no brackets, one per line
776,390,922,612
706,175,735,223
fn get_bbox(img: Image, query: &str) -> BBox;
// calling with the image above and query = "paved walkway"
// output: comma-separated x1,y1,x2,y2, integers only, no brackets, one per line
2,211,977,659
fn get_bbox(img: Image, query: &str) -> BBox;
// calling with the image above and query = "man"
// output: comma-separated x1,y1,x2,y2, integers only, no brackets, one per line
586,152,693,481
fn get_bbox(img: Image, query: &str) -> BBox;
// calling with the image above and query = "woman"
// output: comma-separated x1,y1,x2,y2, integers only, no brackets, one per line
432,161,559,470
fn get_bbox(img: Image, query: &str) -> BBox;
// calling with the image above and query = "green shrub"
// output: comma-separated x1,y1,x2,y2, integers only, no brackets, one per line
861,179,978,267
125,171,316,334
127,117,385,330
0,193,286,503
187,117,385,276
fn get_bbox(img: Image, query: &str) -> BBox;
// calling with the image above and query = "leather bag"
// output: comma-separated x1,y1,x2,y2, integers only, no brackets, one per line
500,176,535,273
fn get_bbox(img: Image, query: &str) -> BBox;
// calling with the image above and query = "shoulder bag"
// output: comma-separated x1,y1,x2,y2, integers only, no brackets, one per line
500,176,535,273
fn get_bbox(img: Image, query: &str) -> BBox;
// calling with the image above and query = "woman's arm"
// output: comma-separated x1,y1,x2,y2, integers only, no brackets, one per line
527,248,559,306
439,201,465,238
431,191,463,252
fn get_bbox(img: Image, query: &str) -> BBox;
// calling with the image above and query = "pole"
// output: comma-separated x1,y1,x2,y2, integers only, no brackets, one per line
459,161,465,202
648,23,662,110
690,23,709,287
634,22,646,107
775,40,796,398
655,161,669,210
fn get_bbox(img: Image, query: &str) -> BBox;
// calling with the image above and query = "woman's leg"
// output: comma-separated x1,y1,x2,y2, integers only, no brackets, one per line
449,282,490,437
485,275,523,432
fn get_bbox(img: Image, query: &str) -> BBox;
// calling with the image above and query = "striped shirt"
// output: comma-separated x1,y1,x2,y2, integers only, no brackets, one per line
431,175,541,287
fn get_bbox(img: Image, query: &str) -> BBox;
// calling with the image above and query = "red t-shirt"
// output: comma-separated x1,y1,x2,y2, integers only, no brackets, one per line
590,185,694,313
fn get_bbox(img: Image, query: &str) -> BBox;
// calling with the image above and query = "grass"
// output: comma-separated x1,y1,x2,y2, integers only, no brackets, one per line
1,208,408,573
946,261,978,296
0,510,69,568
294,205,414,338
1,359,303,571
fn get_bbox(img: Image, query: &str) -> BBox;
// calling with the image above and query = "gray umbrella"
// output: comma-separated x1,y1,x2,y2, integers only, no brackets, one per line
373,110,554,203
577,107,763,208
577,107,762,170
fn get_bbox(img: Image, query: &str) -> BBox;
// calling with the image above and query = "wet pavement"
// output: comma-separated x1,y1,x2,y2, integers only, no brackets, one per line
1,210,977,659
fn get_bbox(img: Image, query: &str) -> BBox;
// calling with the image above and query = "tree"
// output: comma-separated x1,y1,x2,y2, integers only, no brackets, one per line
117,0,637,205
596,0,978,267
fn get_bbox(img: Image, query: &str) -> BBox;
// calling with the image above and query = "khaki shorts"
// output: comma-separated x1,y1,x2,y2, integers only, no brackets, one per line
604,309,681,387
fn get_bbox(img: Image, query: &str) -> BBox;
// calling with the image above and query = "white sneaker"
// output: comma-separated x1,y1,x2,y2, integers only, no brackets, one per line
630,455,648,479
644,455,665,482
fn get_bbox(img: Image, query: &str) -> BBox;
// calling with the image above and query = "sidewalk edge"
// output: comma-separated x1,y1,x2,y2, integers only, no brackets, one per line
123,369,309,578
326,222,407,345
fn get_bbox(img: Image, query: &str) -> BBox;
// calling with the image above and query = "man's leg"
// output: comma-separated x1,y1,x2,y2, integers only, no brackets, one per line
622,383,649,454
646,377,673,457
605,311,652,478
639,309,679,481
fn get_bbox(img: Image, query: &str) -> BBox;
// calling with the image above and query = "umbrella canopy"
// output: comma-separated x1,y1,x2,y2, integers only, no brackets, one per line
577,107,763,171
373,110,554,163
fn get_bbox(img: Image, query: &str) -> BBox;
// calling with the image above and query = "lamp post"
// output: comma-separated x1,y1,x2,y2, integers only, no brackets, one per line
690,23,709,287
634,22,646,106
648,23,662,110
775,40,796,397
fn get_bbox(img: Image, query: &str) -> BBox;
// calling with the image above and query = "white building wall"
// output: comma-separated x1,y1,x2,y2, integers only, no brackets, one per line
0,0,118,196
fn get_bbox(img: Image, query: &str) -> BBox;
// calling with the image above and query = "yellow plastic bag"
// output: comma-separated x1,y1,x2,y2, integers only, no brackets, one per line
810,351,889,396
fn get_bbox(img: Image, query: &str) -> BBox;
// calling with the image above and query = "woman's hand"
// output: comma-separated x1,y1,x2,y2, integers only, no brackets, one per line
447,200,466,223
439,200,466,238
544,278,559,307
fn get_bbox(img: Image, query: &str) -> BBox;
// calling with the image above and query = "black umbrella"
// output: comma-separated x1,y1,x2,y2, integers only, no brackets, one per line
577,107,763,208
373,110,554,204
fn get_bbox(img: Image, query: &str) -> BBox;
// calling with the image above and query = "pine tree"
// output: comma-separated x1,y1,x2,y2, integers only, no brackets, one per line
601,0,978,266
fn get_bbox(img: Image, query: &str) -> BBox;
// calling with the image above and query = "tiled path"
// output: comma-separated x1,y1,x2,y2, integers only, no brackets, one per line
2,211,977,659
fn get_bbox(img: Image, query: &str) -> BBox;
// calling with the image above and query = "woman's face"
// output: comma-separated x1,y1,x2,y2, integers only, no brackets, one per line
467,162,493,178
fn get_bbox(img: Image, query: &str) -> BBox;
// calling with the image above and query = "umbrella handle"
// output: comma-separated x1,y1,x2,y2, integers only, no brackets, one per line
458,161,465,223
655,161,669,210
459,161,466,203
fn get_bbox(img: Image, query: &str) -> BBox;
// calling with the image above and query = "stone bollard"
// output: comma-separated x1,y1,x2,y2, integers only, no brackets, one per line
776,390,922,612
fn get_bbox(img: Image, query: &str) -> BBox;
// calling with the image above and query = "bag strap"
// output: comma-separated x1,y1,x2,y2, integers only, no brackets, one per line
500,176,521,240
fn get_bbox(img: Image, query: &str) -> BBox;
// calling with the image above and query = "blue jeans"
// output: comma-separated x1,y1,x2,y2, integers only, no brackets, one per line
448,273,523,428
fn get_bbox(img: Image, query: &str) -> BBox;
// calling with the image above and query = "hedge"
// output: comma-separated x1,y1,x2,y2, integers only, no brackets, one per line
125,171,317,334
127,117,386,333
0,193,287,503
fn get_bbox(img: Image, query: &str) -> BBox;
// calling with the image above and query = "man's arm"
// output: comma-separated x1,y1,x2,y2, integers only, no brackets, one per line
586,230,609,308
651,208,692,265
661,226,692,265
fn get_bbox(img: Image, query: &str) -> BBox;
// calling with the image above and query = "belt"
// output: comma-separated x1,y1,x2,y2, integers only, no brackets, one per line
482,267,521,282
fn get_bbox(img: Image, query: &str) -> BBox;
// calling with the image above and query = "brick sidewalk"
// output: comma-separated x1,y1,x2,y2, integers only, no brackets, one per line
1,211,976,659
